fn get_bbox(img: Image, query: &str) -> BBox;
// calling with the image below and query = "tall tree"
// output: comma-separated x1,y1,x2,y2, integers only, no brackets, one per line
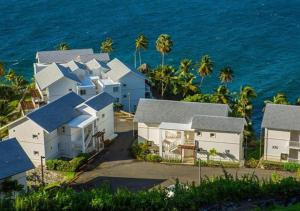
197,55,214,87
211,85,231,104
264,92,289,105
0,62,5,77
153,65,176,98
156,34,173,66
219,66,234,86
179,59,192,76
56,42,70,51
100,38,114,53
135,34,148,68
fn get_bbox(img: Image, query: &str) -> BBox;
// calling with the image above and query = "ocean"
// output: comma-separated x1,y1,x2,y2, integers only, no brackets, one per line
1,0,300,133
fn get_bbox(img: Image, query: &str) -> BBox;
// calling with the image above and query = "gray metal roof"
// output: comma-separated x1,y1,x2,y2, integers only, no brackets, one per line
262,104,300,131
0,138,34,180
35,63,81,90
105,58,145,81
134,99,230,124
191,115,246,133
67,60,86,72
36,49,94,64
85,92,114,111
27,92,85,133
77,54,110,63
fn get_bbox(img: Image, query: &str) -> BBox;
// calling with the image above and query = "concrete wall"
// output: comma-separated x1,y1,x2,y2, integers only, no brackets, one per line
76,85,97,100
102,84,122,103
95,104,115,140
264,128,290,162
47,78,77,102
8,118,46,167
195,130,243,162
137,123,160,146
119,72,145,112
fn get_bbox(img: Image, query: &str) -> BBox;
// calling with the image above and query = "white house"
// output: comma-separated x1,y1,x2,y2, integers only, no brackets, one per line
0,138,34,191
134,99,246,164
34,49,150,112
8,92,116,166
262,104,300,163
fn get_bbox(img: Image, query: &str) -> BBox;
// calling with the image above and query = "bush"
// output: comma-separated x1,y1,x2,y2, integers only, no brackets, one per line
245,158,259,168
197,160,240,168
46,153,90,172
283,162,300,172
145,154,162,162
131,143,150,160
261,160,284,171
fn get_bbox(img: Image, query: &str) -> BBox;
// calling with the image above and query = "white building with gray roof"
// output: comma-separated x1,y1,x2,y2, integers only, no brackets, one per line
262,104,300,163
134,99,246,165
34,49,150,112
8,92,116,166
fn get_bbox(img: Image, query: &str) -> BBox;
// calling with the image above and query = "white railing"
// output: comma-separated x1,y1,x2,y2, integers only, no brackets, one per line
169,140,179,151
163,153,181,160
84,132,93,149
289,141,300,148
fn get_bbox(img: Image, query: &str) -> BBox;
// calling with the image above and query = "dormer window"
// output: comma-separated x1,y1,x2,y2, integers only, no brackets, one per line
80,90,86,95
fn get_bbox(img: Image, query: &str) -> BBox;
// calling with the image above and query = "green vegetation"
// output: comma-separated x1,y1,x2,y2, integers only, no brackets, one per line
1,172,300,210
135,34,148,68
46,153,90,172
100,37,114,53
0,179,23,198
197,160,240,168
56,42,71,50
131,143,162,162
271,203,300,211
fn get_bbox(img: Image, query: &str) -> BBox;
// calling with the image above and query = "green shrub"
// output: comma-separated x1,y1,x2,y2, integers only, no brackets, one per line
131,143,150,160
196,160,240,168
145,154,162,162
46,153,90,172
283,162,300,172
246,158,259,168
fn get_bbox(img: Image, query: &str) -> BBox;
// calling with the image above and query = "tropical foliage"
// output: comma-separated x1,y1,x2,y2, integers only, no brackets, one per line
156,34,173,66
100,37,114,53
56,42,71,50
135,34,148,68
1,173,300,210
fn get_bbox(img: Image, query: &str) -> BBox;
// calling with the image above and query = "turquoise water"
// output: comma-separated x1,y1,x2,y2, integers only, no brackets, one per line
1,0,300,133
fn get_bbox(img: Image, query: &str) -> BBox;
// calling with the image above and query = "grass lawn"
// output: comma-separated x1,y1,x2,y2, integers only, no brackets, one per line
61,171,76,182
271,203,300,210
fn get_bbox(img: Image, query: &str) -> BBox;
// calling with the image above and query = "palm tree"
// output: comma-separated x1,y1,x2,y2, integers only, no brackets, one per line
135,34,148,68
179,75,198,97
0,62,5,77
219,66,234,86
211,85,231,104
5,69,16,83
153,65,176,98
179,59,192,76
156,34,173,66
296,98,300,105
264,92,289,105
197,55,213,87
100,38,114,53
56,42,70,50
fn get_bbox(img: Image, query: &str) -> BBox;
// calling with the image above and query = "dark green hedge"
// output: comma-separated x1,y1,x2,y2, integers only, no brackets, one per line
46,153,90,172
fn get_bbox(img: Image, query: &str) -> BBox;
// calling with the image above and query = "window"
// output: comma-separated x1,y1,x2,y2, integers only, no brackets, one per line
281,153,288,160
102,114,105,118
33,151,39,156
113,87,119,92
123,84,127,87
69,89,72,92
61,126,65,133
210,133,216,138
197,131,202,136
80,89,86,95
32,134,38,139
123,94,127,98
272,145,278,149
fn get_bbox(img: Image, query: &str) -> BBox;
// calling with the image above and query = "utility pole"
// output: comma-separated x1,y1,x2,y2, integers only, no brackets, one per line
40,156,45,186
128,92,131,114
195,140,201,185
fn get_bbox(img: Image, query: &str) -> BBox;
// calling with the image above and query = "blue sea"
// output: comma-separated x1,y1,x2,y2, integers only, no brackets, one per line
1,0,300,133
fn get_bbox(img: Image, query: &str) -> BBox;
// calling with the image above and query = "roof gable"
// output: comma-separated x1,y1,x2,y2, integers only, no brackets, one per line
134,99,230,124
262,104,300,131
35,63,81,90
84,92,114,111
0,138,34,180
27,92,85,132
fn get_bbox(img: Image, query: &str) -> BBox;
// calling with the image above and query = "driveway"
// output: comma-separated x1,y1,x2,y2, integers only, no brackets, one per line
71,112,294,191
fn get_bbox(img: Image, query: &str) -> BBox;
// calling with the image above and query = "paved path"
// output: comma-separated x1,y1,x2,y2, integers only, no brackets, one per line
71,113,294,191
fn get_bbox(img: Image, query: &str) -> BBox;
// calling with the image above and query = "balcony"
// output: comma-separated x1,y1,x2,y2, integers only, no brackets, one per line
289,141,300,149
